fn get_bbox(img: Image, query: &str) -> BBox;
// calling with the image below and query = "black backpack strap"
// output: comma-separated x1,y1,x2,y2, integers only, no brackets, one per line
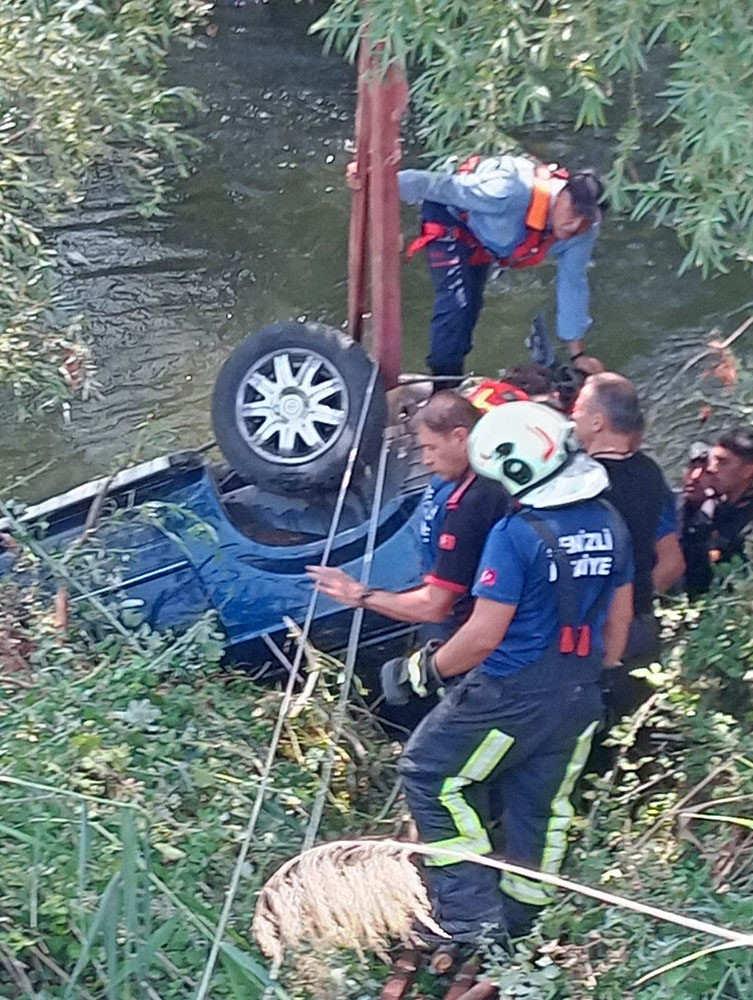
520,510,584,655
521,506,621,658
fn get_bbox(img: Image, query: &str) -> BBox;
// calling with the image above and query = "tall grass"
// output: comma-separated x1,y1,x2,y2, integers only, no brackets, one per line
1,775,286,998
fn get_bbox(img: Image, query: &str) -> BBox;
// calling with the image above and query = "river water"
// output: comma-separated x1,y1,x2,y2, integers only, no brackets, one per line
3,1,752,501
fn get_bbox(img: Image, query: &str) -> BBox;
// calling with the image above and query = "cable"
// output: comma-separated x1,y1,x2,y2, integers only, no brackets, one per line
303,430,391,849
194,361,380,1000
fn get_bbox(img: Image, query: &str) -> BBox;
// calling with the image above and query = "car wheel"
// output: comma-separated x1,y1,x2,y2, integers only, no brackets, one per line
211,321,387,493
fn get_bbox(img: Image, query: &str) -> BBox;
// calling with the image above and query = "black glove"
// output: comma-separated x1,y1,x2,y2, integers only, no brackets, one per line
380,640,444,706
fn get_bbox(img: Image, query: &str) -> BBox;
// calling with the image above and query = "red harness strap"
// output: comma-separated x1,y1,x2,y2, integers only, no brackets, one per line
405,221,448,257
406,221,494,265
457,154,483,174
407,159,569,270
499,231,557,270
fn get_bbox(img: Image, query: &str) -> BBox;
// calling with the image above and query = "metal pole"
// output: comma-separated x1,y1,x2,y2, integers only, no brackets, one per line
367,55,407,389
347,39,371,343
347,34,408,388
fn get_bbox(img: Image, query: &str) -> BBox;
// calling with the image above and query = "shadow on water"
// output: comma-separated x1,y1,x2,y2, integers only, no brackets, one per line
3,0,753,499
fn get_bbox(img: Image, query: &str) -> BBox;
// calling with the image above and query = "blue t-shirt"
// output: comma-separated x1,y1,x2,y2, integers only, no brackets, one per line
656,490,678,540
472,500,634,678
418,475,456,574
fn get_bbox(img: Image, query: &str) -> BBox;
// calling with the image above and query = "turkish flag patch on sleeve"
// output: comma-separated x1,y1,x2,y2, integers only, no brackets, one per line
439,533,457,551
478,567,497,587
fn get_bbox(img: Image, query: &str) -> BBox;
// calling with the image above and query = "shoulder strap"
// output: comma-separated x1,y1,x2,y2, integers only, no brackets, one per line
520,507,617,658
520,510,582,652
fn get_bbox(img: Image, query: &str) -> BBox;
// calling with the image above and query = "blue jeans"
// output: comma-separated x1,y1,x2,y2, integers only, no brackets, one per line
421,202,490,379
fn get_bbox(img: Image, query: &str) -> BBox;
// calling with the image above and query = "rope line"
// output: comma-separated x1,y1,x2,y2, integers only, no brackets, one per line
194,362,381,1000
271,838,753,949
303,431,391,850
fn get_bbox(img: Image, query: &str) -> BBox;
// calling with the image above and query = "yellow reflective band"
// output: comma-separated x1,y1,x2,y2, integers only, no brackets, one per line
500,871,552,908
407,651,427,697
501,720,598,907
426,729,514,867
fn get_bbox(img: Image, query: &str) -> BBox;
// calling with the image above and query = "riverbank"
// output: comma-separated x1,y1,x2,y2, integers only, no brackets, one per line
0,0,211,481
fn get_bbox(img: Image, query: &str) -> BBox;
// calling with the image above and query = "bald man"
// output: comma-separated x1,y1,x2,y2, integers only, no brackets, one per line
572,373,685,718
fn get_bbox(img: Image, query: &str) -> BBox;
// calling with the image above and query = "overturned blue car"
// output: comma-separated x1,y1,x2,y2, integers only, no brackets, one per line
1,323,429,673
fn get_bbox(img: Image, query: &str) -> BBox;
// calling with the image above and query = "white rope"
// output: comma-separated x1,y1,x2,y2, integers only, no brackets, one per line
194,362,381,1000
274,838,753,949
302,432,391,849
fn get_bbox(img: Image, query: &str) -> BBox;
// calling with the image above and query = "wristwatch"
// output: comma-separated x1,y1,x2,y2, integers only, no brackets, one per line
356,587,375,608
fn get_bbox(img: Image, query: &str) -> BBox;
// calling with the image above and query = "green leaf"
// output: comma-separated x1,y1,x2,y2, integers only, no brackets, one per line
64,871,121,998
219,942,290,999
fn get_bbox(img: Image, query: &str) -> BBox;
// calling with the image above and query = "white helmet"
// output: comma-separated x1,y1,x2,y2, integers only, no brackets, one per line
468,400,609,508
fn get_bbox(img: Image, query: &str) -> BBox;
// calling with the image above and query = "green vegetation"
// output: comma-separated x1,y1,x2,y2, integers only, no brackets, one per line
334,596,753,999
0,554,398,997
2,439,753,997
0,0,210,411
315,0,753,276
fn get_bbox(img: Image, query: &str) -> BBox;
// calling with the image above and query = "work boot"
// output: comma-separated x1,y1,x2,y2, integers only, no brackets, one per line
410,909,508,951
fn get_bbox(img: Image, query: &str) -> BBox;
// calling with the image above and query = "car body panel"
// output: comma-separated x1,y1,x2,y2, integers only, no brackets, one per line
2,450,425,661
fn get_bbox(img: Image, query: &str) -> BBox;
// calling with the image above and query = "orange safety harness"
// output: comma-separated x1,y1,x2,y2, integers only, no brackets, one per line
407,157,569,270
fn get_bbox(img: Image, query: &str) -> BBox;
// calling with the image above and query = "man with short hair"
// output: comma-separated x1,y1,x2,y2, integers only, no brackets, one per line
571,373,685,714
681,428,753,595
398,154,606,382
307,390,510,638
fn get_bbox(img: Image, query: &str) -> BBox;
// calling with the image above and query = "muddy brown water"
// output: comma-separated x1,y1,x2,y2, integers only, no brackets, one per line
3,1,752,501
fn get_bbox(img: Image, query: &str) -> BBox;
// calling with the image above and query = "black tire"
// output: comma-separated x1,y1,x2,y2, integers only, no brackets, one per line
211,321,387,493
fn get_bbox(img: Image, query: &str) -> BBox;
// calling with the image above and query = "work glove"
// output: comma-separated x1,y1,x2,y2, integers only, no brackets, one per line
380,640,444,706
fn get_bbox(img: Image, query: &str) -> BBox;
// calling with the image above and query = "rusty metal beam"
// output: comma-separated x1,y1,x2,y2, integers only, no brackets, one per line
347,41,371,345
347,38,408,389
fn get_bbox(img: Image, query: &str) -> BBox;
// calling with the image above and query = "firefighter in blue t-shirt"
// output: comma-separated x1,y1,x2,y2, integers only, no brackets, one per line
382,401,634,943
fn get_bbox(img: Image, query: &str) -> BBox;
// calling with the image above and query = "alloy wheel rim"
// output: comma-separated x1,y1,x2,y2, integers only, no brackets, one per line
234,348,349,464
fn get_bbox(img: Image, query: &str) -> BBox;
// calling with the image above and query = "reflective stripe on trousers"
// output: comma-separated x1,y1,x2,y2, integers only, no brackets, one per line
500,720,598,907
426,728,515,866
398,663,603,937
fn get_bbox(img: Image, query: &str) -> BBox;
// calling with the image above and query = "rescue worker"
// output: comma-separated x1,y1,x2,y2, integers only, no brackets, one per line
677,441,715,597
680,441,715,518
398,154,606,383
571,373,685,720
306,389,510,655
681,428,753,596
382,402,634,942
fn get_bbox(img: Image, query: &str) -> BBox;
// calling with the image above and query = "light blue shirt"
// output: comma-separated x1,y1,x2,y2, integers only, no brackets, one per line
398,155,598,343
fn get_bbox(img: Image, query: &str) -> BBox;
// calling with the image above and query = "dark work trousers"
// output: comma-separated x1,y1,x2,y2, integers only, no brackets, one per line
421,201,491,380
604,612,660,721
398,650,603,941
589,613,661,774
